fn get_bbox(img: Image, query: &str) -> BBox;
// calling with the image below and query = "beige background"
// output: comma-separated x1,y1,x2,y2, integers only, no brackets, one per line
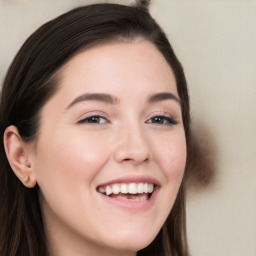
0,0,255,255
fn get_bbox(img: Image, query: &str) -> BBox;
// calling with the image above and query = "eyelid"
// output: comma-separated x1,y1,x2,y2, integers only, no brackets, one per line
77,111,110,124
146,111,178,125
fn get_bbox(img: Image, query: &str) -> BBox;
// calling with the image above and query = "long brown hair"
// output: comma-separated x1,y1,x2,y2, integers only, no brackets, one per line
0,4,190,256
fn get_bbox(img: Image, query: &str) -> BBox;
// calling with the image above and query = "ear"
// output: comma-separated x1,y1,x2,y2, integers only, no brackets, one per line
3,125,37,188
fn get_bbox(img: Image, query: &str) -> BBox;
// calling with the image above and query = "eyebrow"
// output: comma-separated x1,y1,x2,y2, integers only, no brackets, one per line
148,92,181,105
66,91,180,110
66,93,120,109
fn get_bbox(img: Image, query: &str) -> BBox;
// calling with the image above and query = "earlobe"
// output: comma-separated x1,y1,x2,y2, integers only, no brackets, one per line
3,125,37,188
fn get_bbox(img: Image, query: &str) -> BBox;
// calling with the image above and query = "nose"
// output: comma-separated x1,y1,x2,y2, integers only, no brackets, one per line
113,124,152,165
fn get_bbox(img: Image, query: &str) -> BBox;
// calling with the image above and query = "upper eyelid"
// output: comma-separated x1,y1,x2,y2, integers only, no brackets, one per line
146,111,179,124
79,116,108,123
77,115,110,125
76,110,178,122
146,115,177,123
77,111,110,122
77,115,177,126
146,110,175,119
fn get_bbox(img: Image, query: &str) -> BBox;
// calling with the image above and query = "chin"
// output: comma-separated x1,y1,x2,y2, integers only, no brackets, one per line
100,227,158,252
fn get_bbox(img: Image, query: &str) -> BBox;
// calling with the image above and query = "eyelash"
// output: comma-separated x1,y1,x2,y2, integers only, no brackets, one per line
78,114,177,125
146,115,178,125
78,115,108,124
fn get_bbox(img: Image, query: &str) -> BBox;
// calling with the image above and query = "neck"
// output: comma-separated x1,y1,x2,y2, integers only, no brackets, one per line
48,240,136,256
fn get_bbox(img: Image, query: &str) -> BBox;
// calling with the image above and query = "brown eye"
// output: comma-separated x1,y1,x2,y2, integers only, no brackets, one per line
147,115,177,125
78,115,108,124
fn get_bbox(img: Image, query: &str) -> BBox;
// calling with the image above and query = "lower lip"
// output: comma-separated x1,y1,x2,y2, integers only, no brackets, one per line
97,186,159,211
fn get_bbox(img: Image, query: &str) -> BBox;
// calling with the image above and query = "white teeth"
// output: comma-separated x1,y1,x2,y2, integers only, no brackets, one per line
120,184,128,194
148,183,154,193
143,183,148,193
106,186,112,196
128,183,137,194
98,182,155,196
112,184,120,194
137,183,144,193
98,186,106,193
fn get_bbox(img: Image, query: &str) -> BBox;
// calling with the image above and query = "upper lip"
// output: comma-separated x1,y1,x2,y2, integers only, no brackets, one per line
97,175,161,188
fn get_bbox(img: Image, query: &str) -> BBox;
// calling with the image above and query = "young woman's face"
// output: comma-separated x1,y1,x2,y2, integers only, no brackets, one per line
31,40,187,256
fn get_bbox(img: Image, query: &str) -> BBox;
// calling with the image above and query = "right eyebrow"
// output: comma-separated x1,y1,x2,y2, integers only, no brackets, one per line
66,93,120,110
148,92,181,105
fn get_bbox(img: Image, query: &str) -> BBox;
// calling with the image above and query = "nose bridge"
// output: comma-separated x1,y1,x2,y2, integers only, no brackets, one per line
114,118,151,164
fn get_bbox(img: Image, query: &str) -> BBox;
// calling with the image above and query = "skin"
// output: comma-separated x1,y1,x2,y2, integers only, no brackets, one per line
5,40,186,256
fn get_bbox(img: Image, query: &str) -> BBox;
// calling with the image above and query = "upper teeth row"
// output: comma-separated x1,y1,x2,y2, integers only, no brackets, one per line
98,182,154,195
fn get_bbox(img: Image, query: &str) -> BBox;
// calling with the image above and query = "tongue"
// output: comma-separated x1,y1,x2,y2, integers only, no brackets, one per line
109,193,149,201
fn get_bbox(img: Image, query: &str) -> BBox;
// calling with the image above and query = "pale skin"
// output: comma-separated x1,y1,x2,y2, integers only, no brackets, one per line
4,40,187,256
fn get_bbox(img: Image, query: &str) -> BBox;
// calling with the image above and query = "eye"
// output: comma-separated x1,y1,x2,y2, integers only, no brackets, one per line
146,115,177,125
78,115,108,124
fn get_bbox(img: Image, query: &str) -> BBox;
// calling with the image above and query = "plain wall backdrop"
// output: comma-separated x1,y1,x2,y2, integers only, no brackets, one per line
0,0,255,255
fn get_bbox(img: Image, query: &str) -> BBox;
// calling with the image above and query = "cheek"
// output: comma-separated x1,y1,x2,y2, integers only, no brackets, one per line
34,131,111,196
154,130,187,180
152,130,186,216
143,130,186,233
33,131,113,234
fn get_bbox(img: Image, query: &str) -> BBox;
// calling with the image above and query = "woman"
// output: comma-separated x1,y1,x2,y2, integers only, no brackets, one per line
0,2,190,256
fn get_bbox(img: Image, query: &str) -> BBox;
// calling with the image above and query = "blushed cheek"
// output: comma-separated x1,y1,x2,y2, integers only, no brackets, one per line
35,143,104,215
162,140,187,181
49,140,110,186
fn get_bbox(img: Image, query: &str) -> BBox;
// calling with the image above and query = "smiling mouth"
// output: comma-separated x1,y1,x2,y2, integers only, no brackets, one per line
97,182,155,201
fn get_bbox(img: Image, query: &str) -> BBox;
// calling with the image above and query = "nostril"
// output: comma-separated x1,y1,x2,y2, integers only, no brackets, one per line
123,157,150,164
123,158,133,162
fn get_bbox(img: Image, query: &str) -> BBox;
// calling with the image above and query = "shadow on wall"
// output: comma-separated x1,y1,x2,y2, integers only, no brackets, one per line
185,121,217,190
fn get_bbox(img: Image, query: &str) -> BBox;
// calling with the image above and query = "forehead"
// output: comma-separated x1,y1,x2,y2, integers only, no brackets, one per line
42,40,179,115
58,40,178,97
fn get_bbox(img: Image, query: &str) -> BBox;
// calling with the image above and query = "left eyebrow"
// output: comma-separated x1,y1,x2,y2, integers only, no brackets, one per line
66,93,120,110
148,92,181,105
